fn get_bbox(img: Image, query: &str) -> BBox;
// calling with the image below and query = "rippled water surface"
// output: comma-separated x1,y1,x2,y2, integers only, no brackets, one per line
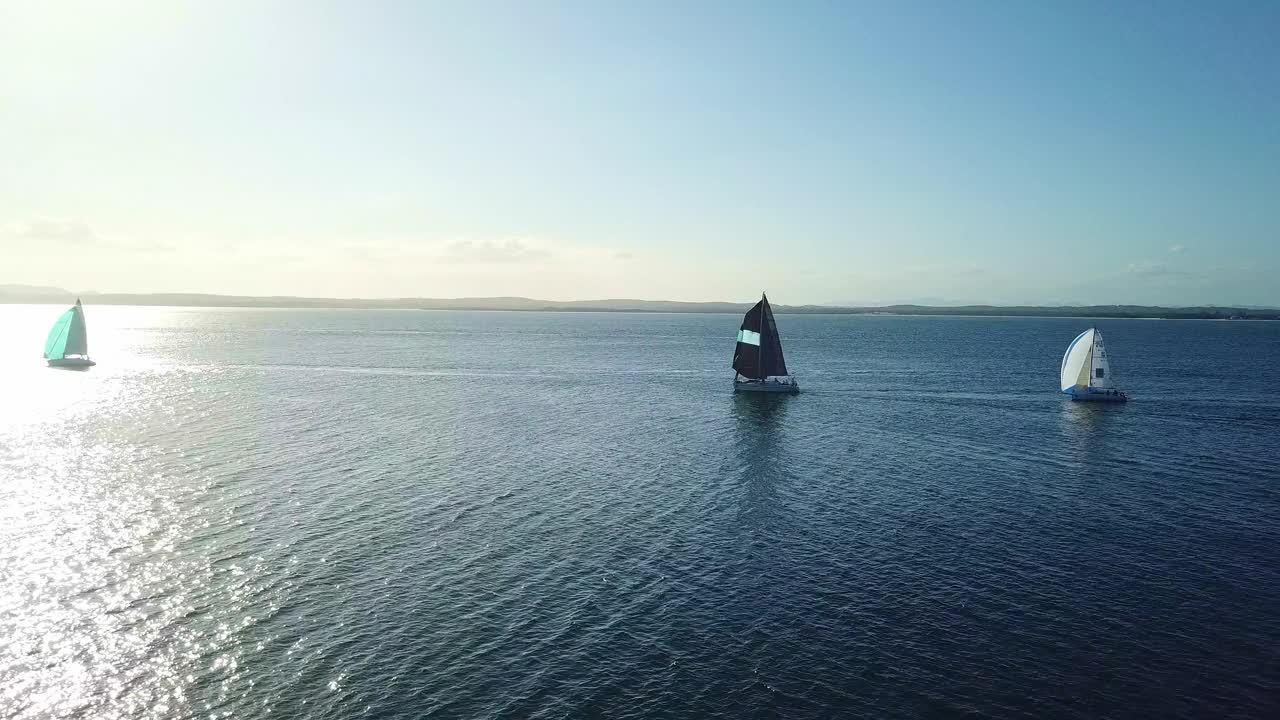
2,306,1278,719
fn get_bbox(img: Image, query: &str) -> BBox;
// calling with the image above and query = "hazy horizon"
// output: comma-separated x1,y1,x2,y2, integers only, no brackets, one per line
4,2,1278,306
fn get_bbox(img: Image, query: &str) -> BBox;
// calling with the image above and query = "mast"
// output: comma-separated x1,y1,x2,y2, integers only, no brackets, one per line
759,292,766,378
759,292,789,379
1088,327,1097,388
752,289,762,376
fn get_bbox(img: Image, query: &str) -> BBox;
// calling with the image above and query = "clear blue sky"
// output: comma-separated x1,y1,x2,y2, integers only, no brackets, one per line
3,1,1277,304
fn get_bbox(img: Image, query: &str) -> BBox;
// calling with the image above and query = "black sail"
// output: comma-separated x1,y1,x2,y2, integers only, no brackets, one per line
732,294,788,379
759,295,788,377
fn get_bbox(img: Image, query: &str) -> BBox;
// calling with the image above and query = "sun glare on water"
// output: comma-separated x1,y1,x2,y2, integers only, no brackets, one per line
0,304,238,719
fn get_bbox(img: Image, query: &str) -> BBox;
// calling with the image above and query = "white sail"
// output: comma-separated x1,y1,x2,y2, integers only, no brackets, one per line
1089,331,1113,388
1060,329,1095,393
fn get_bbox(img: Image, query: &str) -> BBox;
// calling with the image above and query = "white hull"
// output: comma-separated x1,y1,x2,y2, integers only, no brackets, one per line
734,377,799,394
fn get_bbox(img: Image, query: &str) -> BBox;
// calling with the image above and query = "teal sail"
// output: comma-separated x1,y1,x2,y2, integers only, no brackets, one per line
44,301,88,360
44,309,74,359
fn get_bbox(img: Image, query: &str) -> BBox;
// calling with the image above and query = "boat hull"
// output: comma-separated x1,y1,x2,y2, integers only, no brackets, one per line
1067,389,1126,403
734,378,800,394
47,357,96,368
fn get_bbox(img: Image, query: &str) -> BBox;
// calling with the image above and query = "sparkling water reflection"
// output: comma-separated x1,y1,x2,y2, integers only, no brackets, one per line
1,306,1278,718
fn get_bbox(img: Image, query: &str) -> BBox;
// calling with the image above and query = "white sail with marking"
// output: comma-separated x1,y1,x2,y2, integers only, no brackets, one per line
1060,328,1118,394
1060,327,1126,401
1089,331,1113,388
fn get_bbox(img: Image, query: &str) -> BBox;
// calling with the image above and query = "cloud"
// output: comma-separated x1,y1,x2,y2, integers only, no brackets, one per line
3,218,101,244
333,236,631,269
836,260,992,282
1169,244,1186,254
1,217,178,253
439,238,552,264
1125,260,1199,280
905,261,989,277
814,260,1006,305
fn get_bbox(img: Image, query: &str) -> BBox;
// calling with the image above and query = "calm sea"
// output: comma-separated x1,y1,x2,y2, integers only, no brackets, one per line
2,306,1278,719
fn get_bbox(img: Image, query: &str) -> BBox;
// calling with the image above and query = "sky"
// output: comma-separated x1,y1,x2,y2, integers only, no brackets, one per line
2,1,1278,305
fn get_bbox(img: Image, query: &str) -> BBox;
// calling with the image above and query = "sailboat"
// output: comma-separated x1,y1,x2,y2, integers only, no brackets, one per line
1060,328,1125,402
732,293,799,393
44,299,96,368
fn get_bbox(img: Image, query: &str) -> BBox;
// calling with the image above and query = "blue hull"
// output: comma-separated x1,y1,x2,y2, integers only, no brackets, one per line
1068,390,1127,403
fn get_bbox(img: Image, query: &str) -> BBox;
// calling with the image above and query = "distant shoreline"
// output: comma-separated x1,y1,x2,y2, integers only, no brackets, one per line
2,289,1276,320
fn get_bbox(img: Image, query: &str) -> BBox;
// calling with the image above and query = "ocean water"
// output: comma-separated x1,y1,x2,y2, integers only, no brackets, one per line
1,306,1278,719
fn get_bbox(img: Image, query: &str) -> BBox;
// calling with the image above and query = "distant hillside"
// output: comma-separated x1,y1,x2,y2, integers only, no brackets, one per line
0,284,74,300
0,288,1275,319
854,304,1277,320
